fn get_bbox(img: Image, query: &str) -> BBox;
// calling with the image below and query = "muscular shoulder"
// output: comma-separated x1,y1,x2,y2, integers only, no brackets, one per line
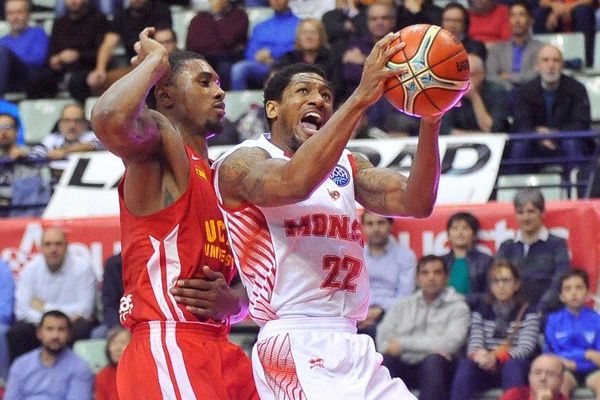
218,146,271,185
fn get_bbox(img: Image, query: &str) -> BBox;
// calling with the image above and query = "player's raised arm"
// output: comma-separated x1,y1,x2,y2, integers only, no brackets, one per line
90,27,170,163
353,115,443,218
218,32,406,208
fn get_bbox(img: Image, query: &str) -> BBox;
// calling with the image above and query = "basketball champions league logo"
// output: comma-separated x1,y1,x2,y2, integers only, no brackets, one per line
329,165,350,187
386,25,470,116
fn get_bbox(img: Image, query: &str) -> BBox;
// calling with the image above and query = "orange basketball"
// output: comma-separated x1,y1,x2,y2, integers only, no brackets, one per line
384,24,470,117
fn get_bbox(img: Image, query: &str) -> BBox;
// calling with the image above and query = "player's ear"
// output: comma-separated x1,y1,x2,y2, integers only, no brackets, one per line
155,86,175,108
265,100,279,120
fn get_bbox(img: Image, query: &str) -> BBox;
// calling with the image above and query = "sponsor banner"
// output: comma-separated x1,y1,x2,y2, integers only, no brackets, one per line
3,200,600,292
43,135,505,218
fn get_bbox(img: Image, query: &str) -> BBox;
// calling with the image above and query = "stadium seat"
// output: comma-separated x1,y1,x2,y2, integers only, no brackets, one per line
171,8,196,50
84,97,98,120
594,32,600,72
19,98,75,144
32,0,58,9
0,21,9,37
224,90,264,122
246,7,274,36
433,0,468,8
73,338,108,374
496,173,566,201
573,74,600,122
533,32,586,66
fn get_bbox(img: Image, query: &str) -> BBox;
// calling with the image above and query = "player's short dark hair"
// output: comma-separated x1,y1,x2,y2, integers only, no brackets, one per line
39,310,72,330
0,113,18,130
263,63,330,129
147,50,206,109
442,2,470,33
417,254,448,274
447,211,480,235
560,269,589,291
510,0,533,16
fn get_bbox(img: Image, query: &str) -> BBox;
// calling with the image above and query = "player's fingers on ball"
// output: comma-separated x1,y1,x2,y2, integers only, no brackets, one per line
383,43,405,59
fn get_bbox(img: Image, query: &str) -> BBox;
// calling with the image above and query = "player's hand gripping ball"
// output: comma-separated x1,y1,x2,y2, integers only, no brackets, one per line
384,24,470,117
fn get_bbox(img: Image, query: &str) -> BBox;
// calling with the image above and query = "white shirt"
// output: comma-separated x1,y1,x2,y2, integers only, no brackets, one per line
15,250,97,323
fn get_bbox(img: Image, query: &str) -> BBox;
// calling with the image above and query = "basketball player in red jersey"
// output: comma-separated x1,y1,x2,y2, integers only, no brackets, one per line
91,27,258,400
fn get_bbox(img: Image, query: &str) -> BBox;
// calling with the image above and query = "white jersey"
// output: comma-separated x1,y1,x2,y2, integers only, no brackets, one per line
214,134,370,326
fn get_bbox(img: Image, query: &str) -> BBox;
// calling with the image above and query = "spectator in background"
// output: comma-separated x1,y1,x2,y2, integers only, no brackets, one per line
442,211,493,309
0,0,48,97
486,1,543,93
7,227,97,362
321,0,367,58
396,0,442,29
27,0,108,103
441,3,486,62
468,0,511,45
87,0,172,94
501,354,568,400
440,53,508,136
153,27,178,54
377,255,470,400
0,259,14,382
450,260,541,399
90,253,123,339
230,0,300,90
533,0,594,67
4,310,94,400
276,19,338,91
0,113,28,161
545,269,600,399
30,103,103,161
0,100,24,145
94,328,131,400
185,0,248,90
496,188,571,314
360,211,417,341
509,45,590,177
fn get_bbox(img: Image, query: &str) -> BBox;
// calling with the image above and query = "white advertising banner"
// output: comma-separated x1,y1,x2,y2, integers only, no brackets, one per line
43,135,507,218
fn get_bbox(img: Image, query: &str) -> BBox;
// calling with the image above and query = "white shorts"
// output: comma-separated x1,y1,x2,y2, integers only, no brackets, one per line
251,317,416,400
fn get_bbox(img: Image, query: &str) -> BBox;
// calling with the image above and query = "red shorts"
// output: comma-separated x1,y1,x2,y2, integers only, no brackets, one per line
117,321,258,400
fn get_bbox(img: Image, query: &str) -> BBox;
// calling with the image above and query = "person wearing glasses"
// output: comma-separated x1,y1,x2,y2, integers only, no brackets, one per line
501,354,568,400
450,259,541,399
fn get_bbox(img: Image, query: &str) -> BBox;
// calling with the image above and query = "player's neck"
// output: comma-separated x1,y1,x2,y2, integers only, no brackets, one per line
182,130,209,160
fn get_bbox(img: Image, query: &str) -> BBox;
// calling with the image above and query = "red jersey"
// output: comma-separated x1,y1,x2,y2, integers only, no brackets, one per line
118,146,234,329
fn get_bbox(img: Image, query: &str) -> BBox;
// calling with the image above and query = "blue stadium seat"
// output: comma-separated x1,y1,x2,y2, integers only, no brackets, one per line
19,98,75,144
533,32,586,65
224,90,264,122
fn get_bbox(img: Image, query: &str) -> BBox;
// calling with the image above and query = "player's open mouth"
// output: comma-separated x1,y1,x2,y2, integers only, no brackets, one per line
300,112,323,134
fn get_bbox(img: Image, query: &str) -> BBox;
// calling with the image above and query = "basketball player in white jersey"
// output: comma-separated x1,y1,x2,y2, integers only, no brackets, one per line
213,32,451,399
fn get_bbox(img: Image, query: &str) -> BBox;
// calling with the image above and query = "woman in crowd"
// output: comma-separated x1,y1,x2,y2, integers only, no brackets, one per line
95,328,131,400
450,259,541,399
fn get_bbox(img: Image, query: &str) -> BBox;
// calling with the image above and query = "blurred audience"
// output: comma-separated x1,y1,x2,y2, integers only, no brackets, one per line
321,0,367,58
0,113,28,161
230,0,300,90
441,2,486,62
377,255,470,400
0,258,14,382
276,19,338,90
533,0,595,67
359,212,416,341
545,269,600,399
468,0,511,45
496,188,571,314
87,0,172,95
451,260,540,399
91,252,123,339
442,211,493,309
94,328,131,400
396,0,442,29
0,0,49,98
486,1,543,93
501,354,568,400
7,227,97,362
509,45,590,176
4,310,94,400
27,0,109,103
440,53,509,135
0,100,23,145
154,27,178,54
30,103,103,162
185,0,248,90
